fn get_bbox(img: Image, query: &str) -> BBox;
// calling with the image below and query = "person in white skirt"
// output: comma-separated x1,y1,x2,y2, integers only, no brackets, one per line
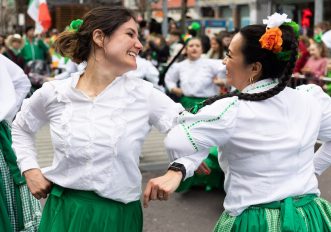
0,54,41,232
144,13,331,231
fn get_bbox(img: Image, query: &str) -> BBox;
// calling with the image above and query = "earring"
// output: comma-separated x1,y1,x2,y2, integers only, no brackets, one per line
249,76,254,84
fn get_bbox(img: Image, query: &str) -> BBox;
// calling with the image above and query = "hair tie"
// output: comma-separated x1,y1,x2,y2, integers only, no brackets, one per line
314,33,323,44
68,19,83,32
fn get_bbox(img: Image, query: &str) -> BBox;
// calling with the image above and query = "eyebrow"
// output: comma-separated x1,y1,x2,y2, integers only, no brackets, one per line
127,28,137,34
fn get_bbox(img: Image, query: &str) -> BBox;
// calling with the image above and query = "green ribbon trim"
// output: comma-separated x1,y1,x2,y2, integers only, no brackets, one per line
68,19,83,32
255,194,316,232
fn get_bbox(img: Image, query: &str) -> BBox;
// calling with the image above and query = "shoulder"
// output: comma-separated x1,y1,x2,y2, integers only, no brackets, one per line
187,96,240,123
295,84,330,103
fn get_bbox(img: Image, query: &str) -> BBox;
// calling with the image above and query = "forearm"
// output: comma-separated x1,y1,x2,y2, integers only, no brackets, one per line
314,141,331,175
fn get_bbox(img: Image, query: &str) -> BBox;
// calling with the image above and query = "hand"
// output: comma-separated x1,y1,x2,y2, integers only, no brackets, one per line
143,170,182,208
213,77,226,86
171,87,183,97
23,168,52,199
195,162,211,175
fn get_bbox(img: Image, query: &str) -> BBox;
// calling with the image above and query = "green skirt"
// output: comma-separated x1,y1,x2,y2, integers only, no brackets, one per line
0,121,41,232
39,185,143,232
214,194,331,232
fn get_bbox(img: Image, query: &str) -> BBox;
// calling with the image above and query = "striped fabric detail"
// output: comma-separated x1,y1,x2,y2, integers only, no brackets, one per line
0,149,18,231
213,197,331,232
0,149,41,231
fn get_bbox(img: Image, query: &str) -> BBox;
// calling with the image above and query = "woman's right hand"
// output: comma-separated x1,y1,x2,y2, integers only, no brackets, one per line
23,168,52,199
171,87,183,97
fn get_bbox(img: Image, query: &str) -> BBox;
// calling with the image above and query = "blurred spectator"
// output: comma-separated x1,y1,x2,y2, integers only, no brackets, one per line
20,26,50,64
302,41,328,79
143,34,170,67
3,34,25,69
0,34,6,54
293,35,310,74
218,31,232,57
166,29,183,62
205,36,224,59
314,21,331,35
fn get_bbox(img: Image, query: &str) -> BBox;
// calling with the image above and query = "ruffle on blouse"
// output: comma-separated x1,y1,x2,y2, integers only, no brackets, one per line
52,75,140,158
154,103,184,133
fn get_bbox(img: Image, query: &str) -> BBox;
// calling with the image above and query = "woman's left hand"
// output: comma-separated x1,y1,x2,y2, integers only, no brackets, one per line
143,170,182,208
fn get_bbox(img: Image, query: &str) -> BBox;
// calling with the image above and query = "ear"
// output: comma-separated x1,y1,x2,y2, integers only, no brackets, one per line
92,29,104,48
251,61,262,77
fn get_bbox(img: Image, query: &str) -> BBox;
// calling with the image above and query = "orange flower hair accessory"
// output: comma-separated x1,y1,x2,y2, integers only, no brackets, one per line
259,27,283,53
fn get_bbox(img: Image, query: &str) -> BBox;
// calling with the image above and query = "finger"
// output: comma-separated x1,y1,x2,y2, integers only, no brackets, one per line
33,193,41,200
200,163,211,175
158,190,164,201
143,182,152,208
150,185,159,200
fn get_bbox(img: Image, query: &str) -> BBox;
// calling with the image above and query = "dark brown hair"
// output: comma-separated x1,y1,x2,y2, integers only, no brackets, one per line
203,24,298,105
54,6,136,63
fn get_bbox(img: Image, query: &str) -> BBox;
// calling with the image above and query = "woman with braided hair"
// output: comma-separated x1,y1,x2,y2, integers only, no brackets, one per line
144,13,331,231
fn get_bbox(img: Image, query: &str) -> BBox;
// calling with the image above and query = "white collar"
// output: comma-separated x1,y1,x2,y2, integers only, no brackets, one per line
241,78,279,94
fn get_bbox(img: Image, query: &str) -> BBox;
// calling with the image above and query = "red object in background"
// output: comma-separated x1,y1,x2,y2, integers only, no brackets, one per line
301,8,312,28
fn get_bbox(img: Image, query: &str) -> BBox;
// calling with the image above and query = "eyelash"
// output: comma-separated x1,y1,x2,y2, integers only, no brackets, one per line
226,52,231,58
127,32,134,38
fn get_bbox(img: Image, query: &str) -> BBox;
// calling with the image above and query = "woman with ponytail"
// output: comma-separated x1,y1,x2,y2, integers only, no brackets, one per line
144,13,331,231
11,6,183,232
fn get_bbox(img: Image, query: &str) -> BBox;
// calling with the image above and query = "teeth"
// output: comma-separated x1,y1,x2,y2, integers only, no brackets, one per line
128,51,137,57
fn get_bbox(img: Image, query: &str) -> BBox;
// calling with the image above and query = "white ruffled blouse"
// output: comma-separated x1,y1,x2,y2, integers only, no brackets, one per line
12,72,183,203
165,79,331,216
0,54,31,122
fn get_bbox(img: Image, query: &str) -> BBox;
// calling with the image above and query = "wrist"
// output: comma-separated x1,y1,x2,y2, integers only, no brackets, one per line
168,162,186,181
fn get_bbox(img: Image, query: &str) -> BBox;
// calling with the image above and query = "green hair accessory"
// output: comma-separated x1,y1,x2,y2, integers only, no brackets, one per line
314,33,323,44
283,21,300,38
276,50,292,61
190,101,205,114
188,22,201,32
68,19,83,32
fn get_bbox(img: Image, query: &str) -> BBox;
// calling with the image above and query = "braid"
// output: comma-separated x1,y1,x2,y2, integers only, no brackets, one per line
203,25,298,107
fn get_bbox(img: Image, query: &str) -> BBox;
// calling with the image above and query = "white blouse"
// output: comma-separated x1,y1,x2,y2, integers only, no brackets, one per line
165,79,331,216
165,58,226,98
0,54,31,122
12,72,183,203
124,56,164,92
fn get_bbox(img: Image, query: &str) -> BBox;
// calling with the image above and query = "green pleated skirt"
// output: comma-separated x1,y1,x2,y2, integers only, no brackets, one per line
214,194,331,232
39,185,143,232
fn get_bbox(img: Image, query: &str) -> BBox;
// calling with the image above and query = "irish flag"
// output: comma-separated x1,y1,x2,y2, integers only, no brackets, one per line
27,0,52,33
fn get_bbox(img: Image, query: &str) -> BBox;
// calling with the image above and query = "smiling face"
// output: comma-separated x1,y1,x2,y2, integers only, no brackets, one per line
186,38,203,61
101,18,143,75
222,33,258,91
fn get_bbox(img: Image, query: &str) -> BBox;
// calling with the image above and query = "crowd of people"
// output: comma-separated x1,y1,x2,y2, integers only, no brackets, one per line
1,5,331,232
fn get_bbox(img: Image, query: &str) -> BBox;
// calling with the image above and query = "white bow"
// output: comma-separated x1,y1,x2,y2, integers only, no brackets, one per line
263,13,291,29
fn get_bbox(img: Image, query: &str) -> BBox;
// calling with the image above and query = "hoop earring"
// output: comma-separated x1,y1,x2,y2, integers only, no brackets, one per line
249,76,254,84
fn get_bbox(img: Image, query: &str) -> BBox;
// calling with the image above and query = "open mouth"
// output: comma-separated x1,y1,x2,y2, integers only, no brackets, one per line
128,51,138,57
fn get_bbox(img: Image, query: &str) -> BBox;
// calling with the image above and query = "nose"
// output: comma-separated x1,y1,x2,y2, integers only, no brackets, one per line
222,56,227,65
135,39,143,52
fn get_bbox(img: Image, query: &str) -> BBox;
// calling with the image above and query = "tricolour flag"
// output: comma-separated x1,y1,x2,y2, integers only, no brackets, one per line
27,0,52,33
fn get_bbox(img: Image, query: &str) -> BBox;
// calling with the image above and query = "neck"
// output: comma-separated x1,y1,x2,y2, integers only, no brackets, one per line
77,60,118,98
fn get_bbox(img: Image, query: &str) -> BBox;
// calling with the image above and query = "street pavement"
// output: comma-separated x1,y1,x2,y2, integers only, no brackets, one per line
35,125,331,232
